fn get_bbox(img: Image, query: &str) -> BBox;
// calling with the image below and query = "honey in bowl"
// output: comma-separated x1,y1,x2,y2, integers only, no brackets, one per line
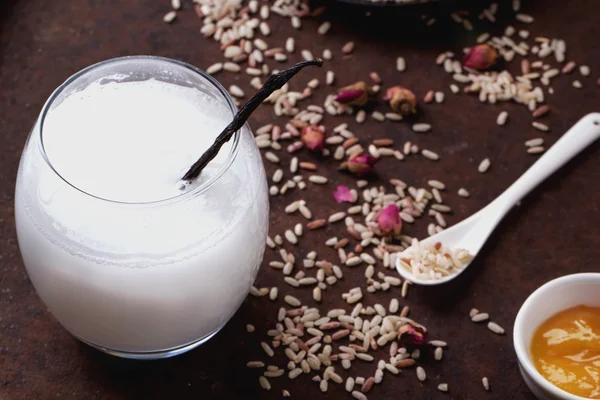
531,305,600,398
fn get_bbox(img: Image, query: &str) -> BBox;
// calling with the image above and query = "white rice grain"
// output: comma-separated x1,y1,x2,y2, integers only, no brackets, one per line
422,149,440,161
345,377,355,392
416,366,426,381
229,85,245,98
285,230,298,244
412,123,432,133
496,111,508,126
488,321,505,335
284,295,301,307
396,57,406,72
309,175,328,184
223,62,241,72
318,21,331,35
285,37,295,53
163,11,177,23
482,377,490,391
326,71,335,86
527,146,545,154
301,49,314,61
259,376,271,390
532,121,549,132
580,65,591,76
206,63,223,74
328,212,347,223
478,158,491,173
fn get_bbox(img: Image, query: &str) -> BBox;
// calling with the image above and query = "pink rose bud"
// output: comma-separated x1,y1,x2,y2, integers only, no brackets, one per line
338,152,378,176
384,86,417,116
301,125,325,151
376,204,402,235
463,44,498,70
398,322,427,348
335,81,370,106
333,185,354,203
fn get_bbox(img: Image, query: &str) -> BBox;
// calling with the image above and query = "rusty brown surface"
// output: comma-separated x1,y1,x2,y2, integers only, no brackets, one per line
1,0,599,399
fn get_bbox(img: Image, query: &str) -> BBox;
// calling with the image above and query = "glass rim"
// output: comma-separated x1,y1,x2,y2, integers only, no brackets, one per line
37,55,241,206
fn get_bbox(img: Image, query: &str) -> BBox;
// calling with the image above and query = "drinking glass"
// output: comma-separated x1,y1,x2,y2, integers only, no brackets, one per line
14,56,269,359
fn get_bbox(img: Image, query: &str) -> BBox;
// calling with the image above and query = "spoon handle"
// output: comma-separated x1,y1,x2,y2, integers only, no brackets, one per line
491,113,600,211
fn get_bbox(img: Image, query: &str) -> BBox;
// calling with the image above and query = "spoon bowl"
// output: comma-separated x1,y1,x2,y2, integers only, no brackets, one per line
396,211,487,285
397,113,600,286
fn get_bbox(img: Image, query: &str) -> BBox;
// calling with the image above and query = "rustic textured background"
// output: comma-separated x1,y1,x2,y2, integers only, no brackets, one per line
1,0,599,399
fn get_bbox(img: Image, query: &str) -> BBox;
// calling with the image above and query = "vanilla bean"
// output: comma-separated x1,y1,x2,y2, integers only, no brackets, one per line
183,59,324,181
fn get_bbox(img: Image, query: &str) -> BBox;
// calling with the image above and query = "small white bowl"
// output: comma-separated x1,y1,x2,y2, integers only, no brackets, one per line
514,273,600,400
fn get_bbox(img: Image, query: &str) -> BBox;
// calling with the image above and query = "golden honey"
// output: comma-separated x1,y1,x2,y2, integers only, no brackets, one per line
531,305,600,398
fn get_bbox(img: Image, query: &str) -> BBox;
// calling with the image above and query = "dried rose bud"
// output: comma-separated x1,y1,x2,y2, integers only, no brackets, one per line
463,44,498,70
333,185,354,203
398,322,427,348
335,81,370,106
338,152,378,176
301,125,325,151
376,204,402,235
384,86,417,115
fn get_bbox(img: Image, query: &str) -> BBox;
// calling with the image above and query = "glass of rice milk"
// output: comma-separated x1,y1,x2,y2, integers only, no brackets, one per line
14,56,269,359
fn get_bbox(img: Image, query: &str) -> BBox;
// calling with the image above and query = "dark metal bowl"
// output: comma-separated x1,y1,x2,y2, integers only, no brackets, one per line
335,0,442,8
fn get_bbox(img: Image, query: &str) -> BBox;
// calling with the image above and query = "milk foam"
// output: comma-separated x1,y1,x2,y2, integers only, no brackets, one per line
43,78,233,203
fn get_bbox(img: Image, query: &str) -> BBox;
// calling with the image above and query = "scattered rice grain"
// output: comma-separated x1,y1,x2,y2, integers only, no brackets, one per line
342,41,355,54
307,219,326,230
416,366,426,381
346,377,355,392
265,151,280,163
309,175,328,184
396,57,406,72
496,111,508,126
580,65,591,76
163,10,177,23
284,230,298,244
352,391,367,400
327,211,346,224
482,377,490,391
285,37,295,53
206,63,223,74
532,105,550,118
284,295,301,307
516,13,534,23
259,376,271,391
487,321,505,335
326,71,335,86
527,146,545,154
478,158,491,173
318,21,331,35
412,123,432,133
422,149,440,161
525,138,544,147
532,121,549,132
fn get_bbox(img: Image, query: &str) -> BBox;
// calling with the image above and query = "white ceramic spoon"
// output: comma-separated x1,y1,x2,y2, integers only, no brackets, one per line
396,113,600,286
